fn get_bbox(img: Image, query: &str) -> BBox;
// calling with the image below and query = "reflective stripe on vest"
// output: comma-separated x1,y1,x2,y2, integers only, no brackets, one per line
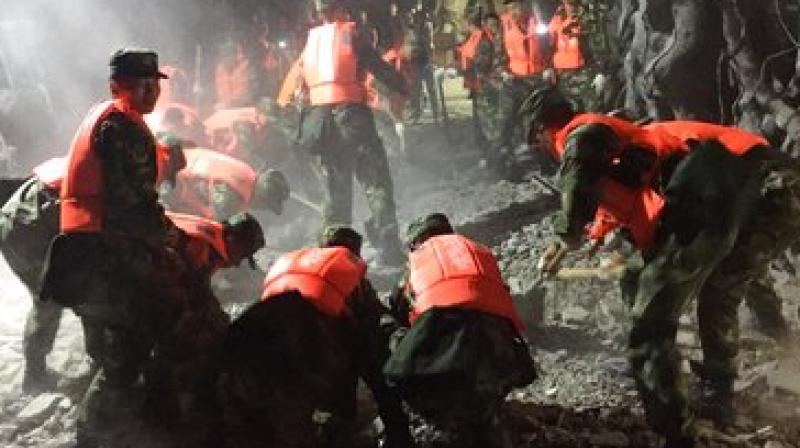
549,11,584,70
167,211,229,272
61,100,151,233
554,114,689,248
261,247,367,317
176,148,257,218
644,121,767,155
33,157,67,191
501,13,546,76
301,22,365,106
407,234,524,333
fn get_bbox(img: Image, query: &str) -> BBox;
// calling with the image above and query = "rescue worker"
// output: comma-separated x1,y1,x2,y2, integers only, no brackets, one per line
494,0,553,177
384,213,537,448
163,145,290,221
38,49,203,448
367,29,410,159
548,1,593,110
218,226,413,448
405,0,439,123
297,0,409,266
4,136,185,393
146,211,264,446
526,87,800,447
0,158,62,392
459,11,499,164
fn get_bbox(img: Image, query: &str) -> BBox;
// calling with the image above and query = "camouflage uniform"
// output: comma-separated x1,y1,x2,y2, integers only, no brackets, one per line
42,108,196,447
494,21,552,177
0,176,62,389
469,31,501,161
299,25,408,265
555,126,800,444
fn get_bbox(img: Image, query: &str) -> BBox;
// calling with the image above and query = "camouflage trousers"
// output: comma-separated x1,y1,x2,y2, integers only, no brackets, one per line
472,81,502,161
621,147,800,441
303,104,405,265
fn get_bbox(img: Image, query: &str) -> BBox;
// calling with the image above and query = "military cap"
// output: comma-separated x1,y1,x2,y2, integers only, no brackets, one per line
254,169,290,215
224,212,265,269
109,48,168,79
320,225,363,255
519,86,574,124
406,213,454,248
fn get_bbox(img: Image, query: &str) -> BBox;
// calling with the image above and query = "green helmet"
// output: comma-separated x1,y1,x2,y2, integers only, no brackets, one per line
405,213,454,249
224,213,265,269
519,87,574,125
319,225,363,256
253,169,290,215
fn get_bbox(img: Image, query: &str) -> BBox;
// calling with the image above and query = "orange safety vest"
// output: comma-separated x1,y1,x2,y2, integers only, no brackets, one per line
61,99,154,233
459,28,487,91
167,211,229,273
644,121,767,155
549,7,585,71
261,247,368,317
33,157,67,191
501,13,546,76
175,148,257,219
407,234,524,333
554,113,689,248
215,52,251,108
301,21,366,106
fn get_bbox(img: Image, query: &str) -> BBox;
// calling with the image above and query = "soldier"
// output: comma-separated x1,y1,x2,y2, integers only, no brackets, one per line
218,226,412,448
384,213,537,448
163,145,289,221
527,88,800,447
38,48,203,448
459,11,501,167
297,0,408,266
405,0,439,123
494,0,553,177
548,1,593,110
0,158,63,392
4,132,186,392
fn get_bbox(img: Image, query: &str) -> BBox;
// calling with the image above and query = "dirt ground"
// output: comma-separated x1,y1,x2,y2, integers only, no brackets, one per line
0,79,799,447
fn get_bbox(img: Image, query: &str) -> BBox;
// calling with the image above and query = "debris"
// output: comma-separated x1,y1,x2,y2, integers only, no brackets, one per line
17,393,64,426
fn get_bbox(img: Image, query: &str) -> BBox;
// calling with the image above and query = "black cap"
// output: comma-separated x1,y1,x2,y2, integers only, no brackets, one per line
320,225,363,256
406,213,454,248
110,49,168,79
224,213,265,269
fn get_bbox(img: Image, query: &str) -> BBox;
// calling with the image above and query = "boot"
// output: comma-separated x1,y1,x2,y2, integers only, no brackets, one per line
698,378,735,428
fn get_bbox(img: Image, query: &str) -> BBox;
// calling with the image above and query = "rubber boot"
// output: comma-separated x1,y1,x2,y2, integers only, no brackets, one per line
698,378,735,428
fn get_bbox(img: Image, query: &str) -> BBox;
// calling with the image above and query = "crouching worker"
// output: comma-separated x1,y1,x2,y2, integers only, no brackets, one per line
217,225,412,448
383,213,537,448
145,211,265,447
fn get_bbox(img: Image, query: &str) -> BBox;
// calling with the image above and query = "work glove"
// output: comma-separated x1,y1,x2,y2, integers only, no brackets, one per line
500,70,514,84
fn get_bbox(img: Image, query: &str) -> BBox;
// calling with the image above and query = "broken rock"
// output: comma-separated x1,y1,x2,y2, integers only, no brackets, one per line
17,393,64,426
